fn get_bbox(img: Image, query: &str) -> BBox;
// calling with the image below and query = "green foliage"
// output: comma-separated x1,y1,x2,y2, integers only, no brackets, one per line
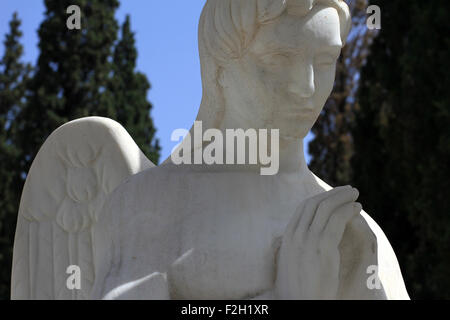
0,1,160,299
15,0,122,173
352,0,450,298
310,0,450,298
309,0,374,186
108,15,160,162
0,12,31,300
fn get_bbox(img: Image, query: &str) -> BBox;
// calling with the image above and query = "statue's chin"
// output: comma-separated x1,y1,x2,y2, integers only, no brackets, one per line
278,134,307,146
279,127,312,142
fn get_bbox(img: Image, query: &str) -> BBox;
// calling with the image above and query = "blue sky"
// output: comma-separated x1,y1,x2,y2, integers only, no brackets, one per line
0,0,313,163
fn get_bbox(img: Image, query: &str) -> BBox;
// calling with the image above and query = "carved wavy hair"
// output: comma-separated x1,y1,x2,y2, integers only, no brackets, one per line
195,0,351,129
199,0,351,63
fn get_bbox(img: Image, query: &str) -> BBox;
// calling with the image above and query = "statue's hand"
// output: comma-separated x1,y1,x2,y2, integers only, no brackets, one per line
274,186,361,299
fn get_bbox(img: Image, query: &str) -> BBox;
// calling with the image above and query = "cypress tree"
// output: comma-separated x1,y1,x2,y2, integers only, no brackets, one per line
15,0,121,175
308,0,374,186
0,13,31,299
3,1,160,299
108,15,160,163
352,0,450,298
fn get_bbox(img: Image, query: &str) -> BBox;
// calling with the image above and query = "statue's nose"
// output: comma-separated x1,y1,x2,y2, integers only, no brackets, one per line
288,62,315,98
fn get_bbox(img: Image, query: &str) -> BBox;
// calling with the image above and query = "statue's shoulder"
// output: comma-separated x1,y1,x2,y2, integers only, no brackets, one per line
100,163,193,225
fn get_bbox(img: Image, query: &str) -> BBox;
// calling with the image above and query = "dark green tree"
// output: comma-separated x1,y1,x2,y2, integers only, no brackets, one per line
352,0,450,299
1,1,160,299
309,0,374,186
15,0,121,176
16,0,160,172
108,15,160,162
0,13,31,299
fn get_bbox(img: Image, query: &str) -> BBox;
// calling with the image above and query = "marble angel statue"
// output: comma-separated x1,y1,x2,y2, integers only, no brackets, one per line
11,0,410,300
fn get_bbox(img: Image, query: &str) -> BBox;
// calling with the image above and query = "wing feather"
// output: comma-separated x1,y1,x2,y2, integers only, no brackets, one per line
11,216,30,298
11,117,154,300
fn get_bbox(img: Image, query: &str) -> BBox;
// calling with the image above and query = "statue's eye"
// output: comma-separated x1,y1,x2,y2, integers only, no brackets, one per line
259,53,290,66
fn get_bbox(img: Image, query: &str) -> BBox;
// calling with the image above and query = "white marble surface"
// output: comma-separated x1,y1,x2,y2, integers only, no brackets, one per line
12,0,409,300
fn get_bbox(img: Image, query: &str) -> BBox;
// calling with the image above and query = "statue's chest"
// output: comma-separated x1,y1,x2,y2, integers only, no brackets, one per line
167,179,295,299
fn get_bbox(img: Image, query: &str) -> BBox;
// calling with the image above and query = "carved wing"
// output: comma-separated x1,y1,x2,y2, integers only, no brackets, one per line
11,117,154,300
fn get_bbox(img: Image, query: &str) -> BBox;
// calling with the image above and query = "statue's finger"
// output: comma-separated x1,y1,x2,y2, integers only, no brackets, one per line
321,202,362,246
308,187,359,235
292,185,352,241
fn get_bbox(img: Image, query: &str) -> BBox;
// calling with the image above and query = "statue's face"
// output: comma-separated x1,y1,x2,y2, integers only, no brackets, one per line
221,5,342,140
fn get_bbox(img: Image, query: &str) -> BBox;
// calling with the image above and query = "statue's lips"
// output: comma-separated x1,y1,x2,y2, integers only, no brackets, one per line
284,94,316,116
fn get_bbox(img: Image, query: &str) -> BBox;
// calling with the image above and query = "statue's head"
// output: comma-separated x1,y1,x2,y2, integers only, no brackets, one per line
197,0,351,140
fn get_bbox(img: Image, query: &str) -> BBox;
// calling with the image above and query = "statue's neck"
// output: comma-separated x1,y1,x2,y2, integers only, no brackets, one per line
166,99,310,177
278,138,308,175
214,100,309,176
184,123,308,176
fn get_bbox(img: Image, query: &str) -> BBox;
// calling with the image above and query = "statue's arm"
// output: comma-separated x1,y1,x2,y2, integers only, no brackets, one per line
102,272,170,300
356,210,410,300
88,202,172,300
